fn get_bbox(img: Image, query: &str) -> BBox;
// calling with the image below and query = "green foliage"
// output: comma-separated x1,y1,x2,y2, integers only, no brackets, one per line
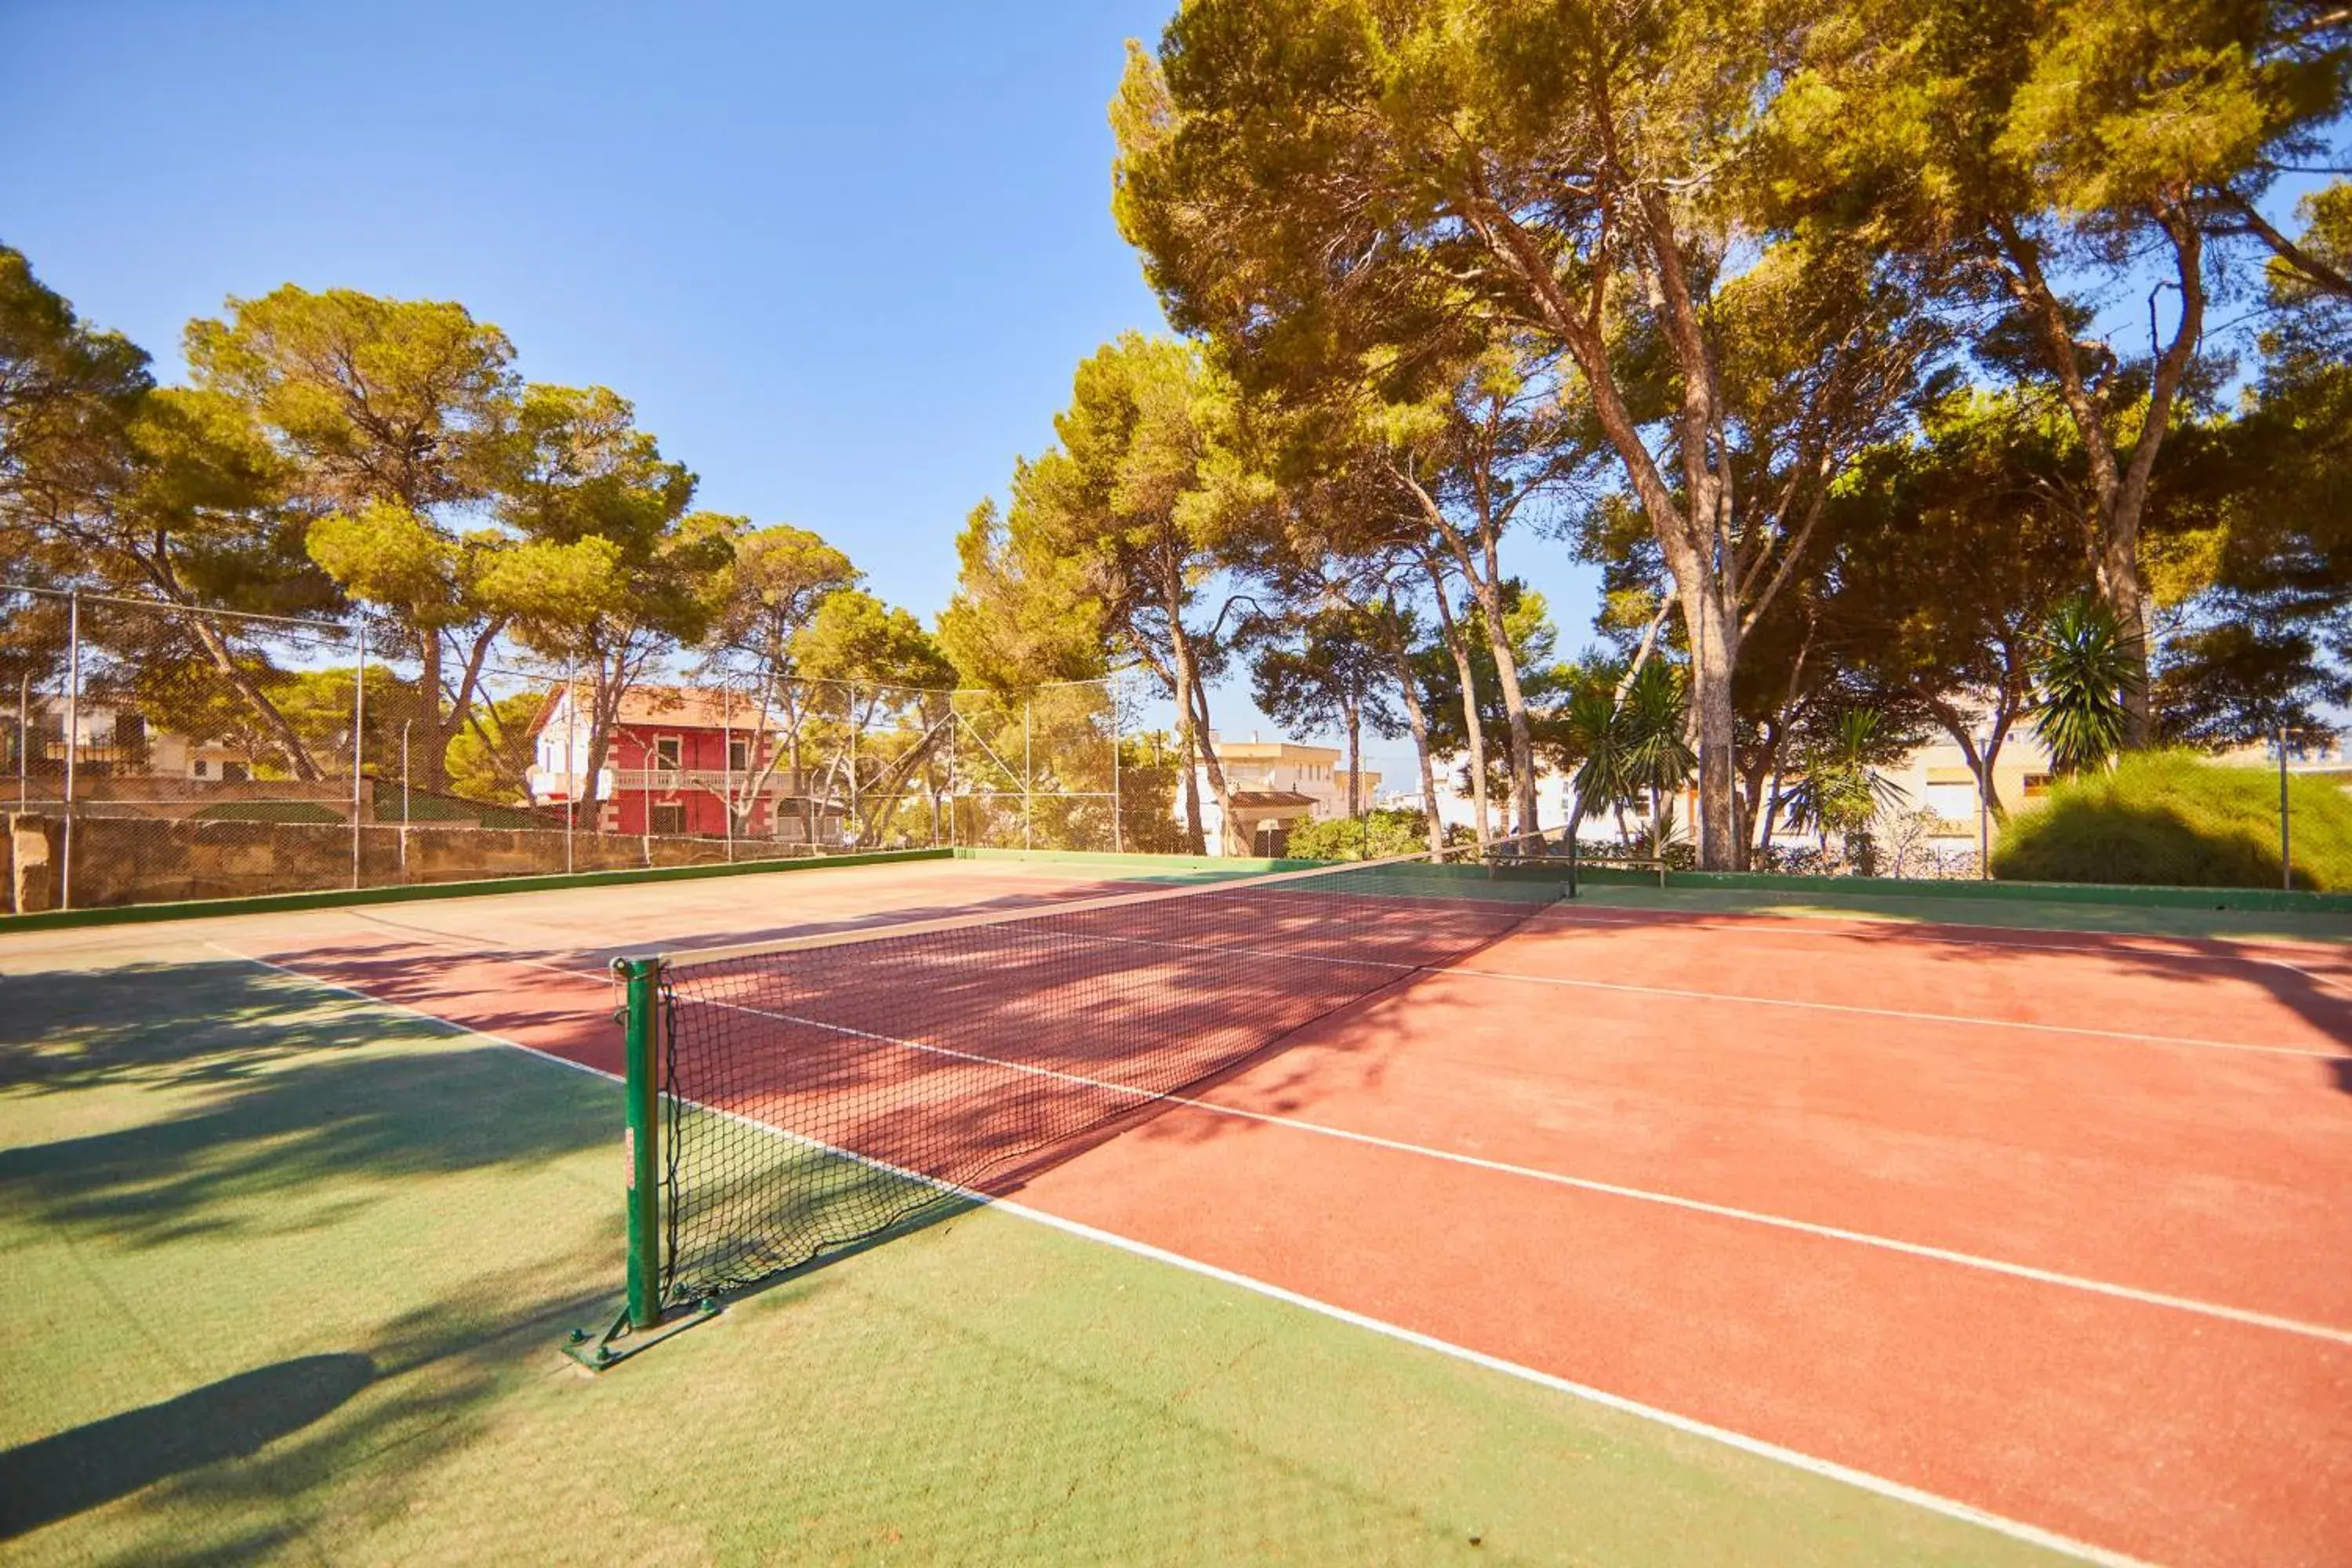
1568,661,1694,822
1777,709,1911,868
0,242,153,578
2032,593,2136,775
443,689,544,804
1993,751,2352,890
1116,2,1957,866
1284,809,1449,862
702,523,860,684
1421,584,1574,786
186,285,516,511
1113,732,1192,855
793,590,955,691
938,499,1107,689
267,664,417,771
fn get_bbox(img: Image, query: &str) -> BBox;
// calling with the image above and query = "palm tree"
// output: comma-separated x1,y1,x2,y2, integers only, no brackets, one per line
1779,708,1910,871
1570,661,1696,851
2031,593,2134,775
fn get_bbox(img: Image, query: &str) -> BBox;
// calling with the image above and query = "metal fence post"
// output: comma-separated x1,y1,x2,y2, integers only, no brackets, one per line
61,590,78,909
350,622,367,888
564,663,577,875
1977,767,1991,882
401,719,412,877
1110,674,1123,855
1023,697,1033,851
723,687,735,863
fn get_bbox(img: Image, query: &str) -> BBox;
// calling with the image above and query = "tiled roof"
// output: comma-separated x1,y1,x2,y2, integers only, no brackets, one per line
533,684,788,735
1226,789,1318,809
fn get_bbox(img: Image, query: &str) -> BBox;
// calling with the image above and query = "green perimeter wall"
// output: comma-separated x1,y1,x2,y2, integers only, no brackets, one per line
1565,862,2352,916
956,847,2352,915
12,841,2351,935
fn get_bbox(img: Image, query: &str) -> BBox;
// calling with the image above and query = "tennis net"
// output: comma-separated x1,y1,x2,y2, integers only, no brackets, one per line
612,840,1566,1320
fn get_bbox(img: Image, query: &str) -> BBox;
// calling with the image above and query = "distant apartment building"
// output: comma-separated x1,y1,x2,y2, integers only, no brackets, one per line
5,697,264,799
1387,717,2067,861
1180,737,1381,855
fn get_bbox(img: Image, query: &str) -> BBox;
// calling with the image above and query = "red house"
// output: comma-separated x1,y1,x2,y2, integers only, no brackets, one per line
528,684,837,840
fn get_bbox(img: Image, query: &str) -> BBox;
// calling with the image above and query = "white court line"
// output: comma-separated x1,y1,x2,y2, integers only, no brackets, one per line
215,927,2352,1338
990,926,2347,1062
675,987,2352,1348
1536,903,2352,967
207,939,2154,1568
332,906,2350,1065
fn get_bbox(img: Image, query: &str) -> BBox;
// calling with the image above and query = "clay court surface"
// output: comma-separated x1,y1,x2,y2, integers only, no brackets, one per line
3,852,2348,1566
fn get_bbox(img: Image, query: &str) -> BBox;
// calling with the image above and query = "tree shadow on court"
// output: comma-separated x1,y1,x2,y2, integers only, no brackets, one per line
0,961,459,1098
655,896,1544,1308
0,964,612,1248
0,1353,377,1540
1824,916,2352,1064
7,1250,637,1563
348,875,1185,976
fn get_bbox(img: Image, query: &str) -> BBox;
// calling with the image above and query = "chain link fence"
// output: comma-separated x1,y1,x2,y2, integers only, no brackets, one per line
0,586,1139,913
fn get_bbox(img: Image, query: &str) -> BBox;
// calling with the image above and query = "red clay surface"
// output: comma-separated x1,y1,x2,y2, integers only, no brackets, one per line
226,869,2352,1568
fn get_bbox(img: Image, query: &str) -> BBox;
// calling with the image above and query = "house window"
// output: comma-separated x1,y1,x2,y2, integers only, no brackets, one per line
2022,772,2054,799
652,736,681,771
191,759,209,779
651,802,685,836
728,737,750,772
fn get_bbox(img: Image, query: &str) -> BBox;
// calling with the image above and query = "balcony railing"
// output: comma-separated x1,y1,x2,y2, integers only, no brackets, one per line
534,767,823,798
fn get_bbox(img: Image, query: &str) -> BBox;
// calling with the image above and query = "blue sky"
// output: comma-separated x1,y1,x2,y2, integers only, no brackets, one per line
0,4,2331,777
0,0,1604,764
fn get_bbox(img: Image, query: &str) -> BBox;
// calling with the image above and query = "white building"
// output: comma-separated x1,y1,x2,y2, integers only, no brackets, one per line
1389,718,2066,866
1180,737,1381,855
10,698,261,787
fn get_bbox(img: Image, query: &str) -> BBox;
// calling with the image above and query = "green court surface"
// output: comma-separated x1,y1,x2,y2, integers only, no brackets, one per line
0,926,2082,1566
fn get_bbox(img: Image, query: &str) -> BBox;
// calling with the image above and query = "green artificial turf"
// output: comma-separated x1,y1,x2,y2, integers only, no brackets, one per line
0,938,2074,1566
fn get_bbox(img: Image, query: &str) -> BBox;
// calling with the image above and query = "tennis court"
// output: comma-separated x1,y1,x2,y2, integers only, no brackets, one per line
3,850,2347,1566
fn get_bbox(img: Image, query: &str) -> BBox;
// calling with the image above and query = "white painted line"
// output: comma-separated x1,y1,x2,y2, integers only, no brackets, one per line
205,942,620,1086
221,929,2352,1342
988,1207,2162,1568
1536,904,2352,967
215,941,2167,1567
669,989,2352,1348
1436,964,2349,1061
1060,927,2345,1061
292,888,2344,1063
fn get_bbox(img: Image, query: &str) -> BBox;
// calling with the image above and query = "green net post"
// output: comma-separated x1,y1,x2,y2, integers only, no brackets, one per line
618,956,663,1330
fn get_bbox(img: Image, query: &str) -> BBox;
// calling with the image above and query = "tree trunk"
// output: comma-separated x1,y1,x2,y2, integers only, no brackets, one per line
1186,667,1236,855
1425,576,1490,844
1682,582,1740,869
1344,692,1361,819
2103,545,2154,750
1387,643,1443,855
1460,564,1537,839
1169,628,1209,856
416,632,448,791
181,614,328,782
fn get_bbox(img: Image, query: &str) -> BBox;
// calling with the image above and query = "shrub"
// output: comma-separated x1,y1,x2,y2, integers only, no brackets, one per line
1991,750,2352,890
1286,808,1443,861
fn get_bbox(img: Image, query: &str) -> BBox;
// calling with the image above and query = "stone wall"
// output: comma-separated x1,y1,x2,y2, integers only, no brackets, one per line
4,815,819,912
